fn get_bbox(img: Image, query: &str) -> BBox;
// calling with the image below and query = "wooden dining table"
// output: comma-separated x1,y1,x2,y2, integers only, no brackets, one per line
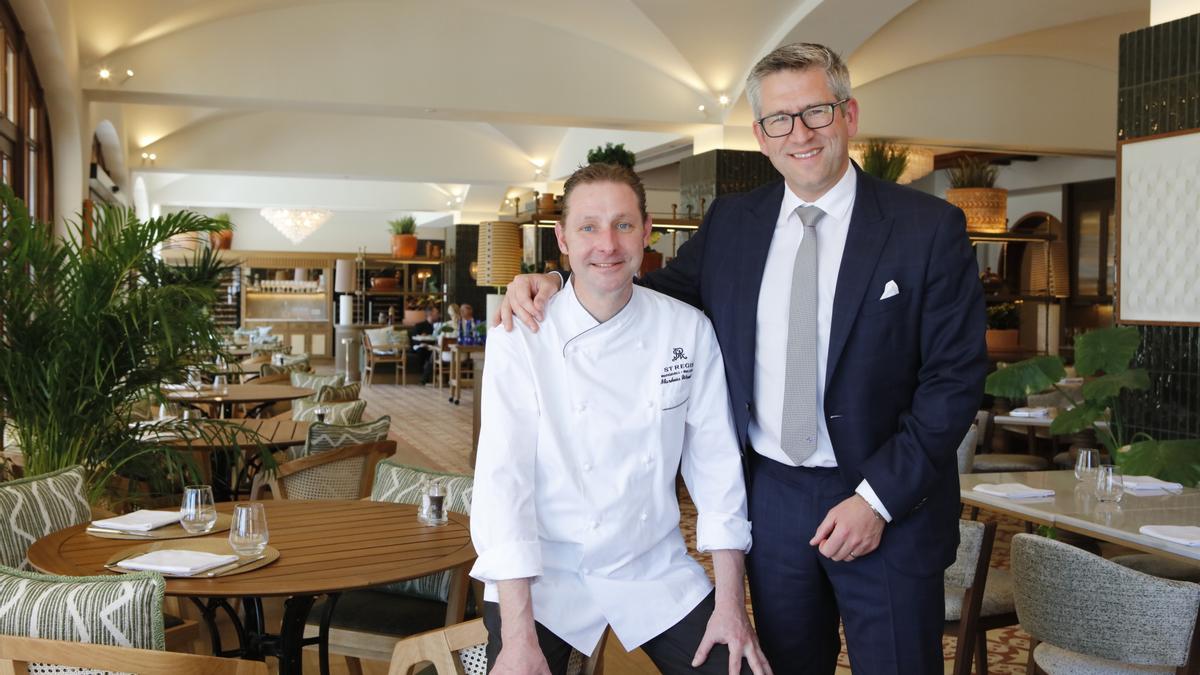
165,384,313,418
28,500,476,675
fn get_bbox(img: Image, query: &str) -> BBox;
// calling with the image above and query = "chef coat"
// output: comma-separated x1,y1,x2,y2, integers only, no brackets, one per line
469,280,751,654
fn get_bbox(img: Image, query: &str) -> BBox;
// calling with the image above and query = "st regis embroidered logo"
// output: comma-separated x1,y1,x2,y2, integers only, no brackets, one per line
671,347,687,362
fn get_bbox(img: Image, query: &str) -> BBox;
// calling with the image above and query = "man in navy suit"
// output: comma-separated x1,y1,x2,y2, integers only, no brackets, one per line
500,43,986,673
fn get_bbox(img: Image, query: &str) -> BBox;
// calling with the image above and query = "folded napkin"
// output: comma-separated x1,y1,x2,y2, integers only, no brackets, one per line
161,383,192,391
1122,475,1184,493
1009,407,1051,418
973,483,1056,499
1139,525,1200,547
92,510,182,532
117,550,239,575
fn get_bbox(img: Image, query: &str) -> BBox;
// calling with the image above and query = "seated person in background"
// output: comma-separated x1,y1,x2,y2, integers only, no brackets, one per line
470,163,768,675
409,306,439,383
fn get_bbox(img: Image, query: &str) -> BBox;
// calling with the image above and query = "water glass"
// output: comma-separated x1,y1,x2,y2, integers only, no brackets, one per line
314,407,328,424
229,503,269,555
212,374,229,394
1095,465,1124,503
1074,448,1100,483
158,402,180,420
180,485,217,533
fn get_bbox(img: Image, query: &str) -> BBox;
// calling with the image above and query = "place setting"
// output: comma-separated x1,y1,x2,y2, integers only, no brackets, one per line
86,485,232,540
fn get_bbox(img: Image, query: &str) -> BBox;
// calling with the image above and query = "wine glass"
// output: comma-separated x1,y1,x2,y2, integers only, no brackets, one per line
180,485,217,534
1095,465,1125,503
212,374,229,394
1074,448,1100,483
229,503,269,555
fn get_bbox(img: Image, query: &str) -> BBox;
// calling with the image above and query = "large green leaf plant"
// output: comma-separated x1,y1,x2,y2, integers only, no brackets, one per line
0,185,265,503
985,326,1200,487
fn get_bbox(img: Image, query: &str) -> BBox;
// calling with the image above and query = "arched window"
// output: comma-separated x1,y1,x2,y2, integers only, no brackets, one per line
0,0,52,222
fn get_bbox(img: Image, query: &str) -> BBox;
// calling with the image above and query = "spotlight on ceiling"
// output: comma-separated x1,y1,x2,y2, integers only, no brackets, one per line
697,104,706,112
98,68,111,80
718,94,730,106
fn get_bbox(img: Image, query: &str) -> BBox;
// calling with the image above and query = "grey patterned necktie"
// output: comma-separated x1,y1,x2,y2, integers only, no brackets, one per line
781,205,825,464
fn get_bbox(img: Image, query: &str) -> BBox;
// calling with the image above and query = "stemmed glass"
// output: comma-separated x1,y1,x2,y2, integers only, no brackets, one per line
229,503,269,555
180,485,217,534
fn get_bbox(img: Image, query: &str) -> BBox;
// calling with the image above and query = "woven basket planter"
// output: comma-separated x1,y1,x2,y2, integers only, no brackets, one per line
946,187,1008,233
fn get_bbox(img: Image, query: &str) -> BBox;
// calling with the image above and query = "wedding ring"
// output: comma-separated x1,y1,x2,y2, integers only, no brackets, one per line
847,552,857,560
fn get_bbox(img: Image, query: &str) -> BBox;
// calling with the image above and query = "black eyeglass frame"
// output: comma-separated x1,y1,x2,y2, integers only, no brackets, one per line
756,98,850,138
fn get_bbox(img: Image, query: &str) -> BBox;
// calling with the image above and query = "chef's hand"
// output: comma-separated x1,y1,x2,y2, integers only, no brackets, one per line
809,494,884,562
692,600,773,675
492,637,551,675
493,273,563,333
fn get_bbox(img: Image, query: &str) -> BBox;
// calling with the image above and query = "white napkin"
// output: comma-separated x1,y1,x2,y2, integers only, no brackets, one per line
1139,525,1200,547
973,483,1056,499
1122,475,1184,493
92,510,183,532
161,383,191,391
117,550,239,575
1009,407,1051,418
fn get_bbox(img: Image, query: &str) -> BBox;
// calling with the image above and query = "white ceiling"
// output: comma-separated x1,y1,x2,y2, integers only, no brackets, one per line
69,0,1148,225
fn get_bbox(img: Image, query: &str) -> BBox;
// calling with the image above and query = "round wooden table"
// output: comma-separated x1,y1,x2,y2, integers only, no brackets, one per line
29,500,475,674
165,384,313,418
167,419,311,452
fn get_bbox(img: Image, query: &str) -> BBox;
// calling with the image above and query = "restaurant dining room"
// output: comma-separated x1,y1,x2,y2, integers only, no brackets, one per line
1,0,1198,673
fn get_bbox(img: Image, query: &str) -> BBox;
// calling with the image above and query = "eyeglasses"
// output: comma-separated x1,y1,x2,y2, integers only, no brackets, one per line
757,99,849,138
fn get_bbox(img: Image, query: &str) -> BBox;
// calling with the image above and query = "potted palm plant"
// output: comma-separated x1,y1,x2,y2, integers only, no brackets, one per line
209,212,234,250
0,184,270,504
858,140,909,183
389,216,418,259
587,143,637,169
944,156,1007,233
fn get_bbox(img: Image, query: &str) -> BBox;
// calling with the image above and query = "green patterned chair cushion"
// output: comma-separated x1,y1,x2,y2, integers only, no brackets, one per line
314,382,361,403
260,362,312,377
274,353,310,367
371,461,473,601
0,565,166,650
0,466,91,571
290,371,344,391
292,399,366,424
305,417,390,455
365,327,409,353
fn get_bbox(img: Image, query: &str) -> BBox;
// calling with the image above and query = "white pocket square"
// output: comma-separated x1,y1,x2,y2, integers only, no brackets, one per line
879,280,900,300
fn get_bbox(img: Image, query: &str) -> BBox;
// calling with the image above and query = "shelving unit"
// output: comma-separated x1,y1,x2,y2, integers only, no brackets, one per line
970,229,1062,357
352,255,445,326
241,263,332,357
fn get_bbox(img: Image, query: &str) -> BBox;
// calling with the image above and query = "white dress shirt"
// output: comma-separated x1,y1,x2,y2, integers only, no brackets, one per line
746,165,892,520
470,280,751,654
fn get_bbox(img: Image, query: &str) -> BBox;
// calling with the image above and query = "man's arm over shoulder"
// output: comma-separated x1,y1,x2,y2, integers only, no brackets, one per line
858,203,987,519
679,312,751,553
469,328,544,583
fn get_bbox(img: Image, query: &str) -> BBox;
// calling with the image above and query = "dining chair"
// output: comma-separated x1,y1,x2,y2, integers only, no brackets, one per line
385,618,607,675
307,461,475,673
0,635,267,674
0,467,200,652
956,423,979,474
1011,533,1200,674
970,410,1051,473
942,519,1018,675
431,335,457,389
363,330,408,386
268,440,394,500
249,417,391,498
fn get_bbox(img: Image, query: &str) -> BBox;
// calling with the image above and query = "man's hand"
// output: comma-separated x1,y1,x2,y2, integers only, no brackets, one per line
492,636,551,675
692,600,773,675
493,273,563,332
809,494,885,562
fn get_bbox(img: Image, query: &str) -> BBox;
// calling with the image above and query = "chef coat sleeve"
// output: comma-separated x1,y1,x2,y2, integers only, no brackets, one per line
679,318,752,554
469,328,544,583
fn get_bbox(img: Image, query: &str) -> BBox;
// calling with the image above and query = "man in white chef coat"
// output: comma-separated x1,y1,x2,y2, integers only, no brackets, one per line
470,162,770,675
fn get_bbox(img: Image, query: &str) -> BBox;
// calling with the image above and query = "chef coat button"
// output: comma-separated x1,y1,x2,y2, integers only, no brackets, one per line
643,455,652,465
636,341,644,349
576,403,587,413
582,568,591,575
590,521,600,530
582,462,592,472
646,400,654,409
639,512,648,522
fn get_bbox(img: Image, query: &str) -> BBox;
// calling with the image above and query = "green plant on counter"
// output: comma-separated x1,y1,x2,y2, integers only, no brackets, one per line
0,184,270,503
859,140,909,183
388,216,416,235
985,326,1200,486
644,231,663,253
946,156,999,188
986,303,1019,330
586,142,636,170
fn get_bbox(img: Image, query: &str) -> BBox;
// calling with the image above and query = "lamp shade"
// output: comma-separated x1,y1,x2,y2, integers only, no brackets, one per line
334,259,356,293
475,221,522,287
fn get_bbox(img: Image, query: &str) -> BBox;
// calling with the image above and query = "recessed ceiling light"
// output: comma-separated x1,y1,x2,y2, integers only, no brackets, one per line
697,104,705,112
141,152,149,159
148,153,157,160
125,69,135,78
98,68,111,80
718,94,730,106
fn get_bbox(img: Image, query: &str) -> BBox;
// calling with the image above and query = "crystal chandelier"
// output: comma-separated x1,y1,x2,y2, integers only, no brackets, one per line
260,207,332,244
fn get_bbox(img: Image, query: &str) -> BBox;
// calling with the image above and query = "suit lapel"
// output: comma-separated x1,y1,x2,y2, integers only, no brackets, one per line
734,183,783,402
825,170,893,389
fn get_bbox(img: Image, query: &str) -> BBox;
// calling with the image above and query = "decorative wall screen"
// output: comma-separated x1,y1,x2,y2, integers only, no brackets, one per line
1117,130,1200,325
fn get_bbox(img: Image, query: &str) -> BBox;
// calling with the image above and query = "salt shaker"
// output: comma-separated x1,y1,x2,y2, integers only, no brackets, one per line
419,479,448,527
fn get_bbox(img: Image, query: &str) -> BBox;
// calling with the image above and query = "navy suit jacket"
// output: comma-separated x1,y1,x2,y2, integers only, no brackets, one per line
641,167,987,572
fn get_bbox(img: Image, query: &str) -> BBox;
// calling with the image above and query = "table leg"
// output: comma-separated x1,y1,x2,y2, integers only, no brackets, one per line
317,593,343,675
190,596,248,658
275,594,317,675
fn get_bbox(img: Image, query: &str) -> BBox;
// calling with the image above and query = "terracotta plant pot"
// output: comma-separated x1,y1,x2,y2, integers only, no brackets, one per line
370,276,398,291
945,187,1008,233
391,234,418,259
210,230,233,250
985,329,1019,352
640,250,663,276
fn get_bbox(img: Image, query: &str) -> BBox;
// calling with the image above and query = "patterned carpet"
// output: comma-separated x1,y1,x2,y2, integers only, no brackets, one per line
360,381,1035,673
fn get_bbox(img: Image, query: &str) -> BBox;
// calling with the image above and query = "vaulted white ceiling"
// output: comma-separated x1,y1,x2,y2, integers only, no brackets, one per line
63,0,1146,231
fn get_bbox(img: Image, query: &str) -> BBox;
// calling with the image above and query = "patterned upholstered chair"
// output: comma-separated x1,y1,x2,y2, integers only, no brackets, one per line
307,461,476,672
249,417,390,499
0,565,167,670
0,635,267,674
313,382,361,404
1011,533,1200,674
943,520,1017,675
955,424,979,474
291,399,366,424
0,466,199,652
264,441,393,501
971,410,1051,473
385,618,606,675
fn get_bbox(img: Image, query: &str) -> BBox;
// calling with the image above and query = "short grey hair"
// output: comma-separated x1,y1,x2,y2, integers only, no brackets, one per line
745,43,852,119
